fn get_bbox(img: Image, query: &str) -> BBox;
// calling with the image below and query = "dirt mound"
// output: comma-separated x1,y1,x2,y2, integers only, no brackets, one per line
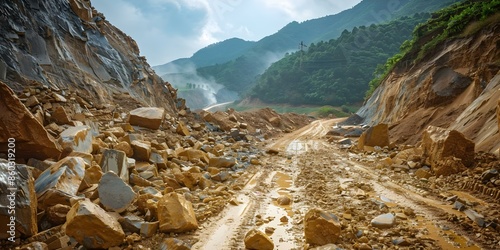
199,107,312,138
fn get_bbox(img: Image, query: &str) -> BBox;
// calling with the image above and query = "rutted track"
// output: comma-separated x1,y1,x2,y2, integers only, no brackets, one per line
192,119,494,249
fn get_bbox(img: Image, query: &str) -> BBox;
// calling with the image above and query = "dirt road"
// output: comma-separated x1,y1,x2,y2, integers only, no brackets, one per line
192,119,498,249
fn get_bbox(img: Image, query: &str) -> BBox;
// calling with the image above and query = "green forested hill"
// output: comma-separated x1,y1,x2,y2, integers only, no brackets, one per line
249,14,430,106
194,0,460,96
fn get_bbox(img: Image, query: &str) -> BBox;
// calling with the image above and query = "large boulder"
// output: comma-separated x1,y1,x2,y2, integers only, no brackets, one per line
304,208,341,245
422,126,475,171
65,199,125,249
129,107,165,130
357,123,389,150
34,157,86,197
0,82,62,160
158,193,198,233
244,228,274,250
98,171,136,213
99,149,129,183
58,126,93,154
0,160,38,239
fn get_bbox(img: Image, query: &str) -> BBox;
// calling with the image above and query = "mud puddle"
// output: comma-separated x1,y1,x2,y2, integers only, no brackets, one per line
258,171,299,249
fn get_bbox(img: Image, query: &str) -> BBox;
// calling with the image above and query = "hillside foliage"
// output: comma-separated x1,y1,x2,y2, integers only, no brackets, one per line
249,14,429,106
193,0,460,96
366,0,500,97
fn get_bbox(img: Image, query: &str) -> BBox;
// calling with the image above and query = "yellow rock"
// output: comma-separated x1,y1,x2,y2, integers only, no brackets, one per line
244,228,274,250
129,107,165,130
176,121,190,136
304,208,341,245
65,199,125,249
422,126,475,170
158,193,198,233
358,123,389,151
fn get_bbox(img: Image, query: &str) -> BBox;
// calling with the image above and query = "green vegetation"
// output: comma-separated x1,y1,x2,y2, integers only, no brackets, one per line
366,0,500,98
249,14,429,106
192,0,460,97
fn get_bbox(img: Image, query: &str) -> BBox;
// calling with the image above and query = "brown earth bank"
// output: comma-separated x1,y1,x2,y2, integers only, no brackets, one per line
357,22,500,154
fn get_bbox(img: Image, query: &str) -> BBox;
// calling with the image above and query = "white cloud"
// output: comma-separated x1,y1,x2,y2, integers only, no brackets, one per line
92,0,362,65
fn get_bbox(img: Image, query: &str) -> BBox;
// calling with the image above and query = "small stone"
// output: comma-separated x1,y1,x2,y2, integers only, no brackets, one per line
304,208,341,245
140,221,159,238
415,168,433,179
338,138,352,145
159,238,191,250
371,213,396,229
244,229,274,250
209,157,237,168
280,216,289,223
176,121,190,136
25,95,40,107
52,93,67,102
276,196,291,206
46,204,71,226
265,227,275,234
18,241,48,250
52,106,71,125
453,201,466,211
392,237,411,246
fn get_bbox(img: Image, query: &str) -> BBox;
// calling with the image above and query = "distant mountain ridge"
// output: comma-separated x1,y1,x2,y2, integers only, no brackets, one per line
154,0,461,108
153,38,255,75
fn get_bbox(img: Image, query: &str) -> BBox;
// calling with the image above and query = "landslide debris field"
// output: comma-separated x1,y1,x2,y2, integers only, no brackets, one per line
1,82,500,250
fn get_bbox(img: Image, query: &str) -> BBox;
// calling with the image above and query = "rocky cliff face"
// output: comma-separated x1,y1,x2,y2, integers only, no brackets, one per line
0,0,178,112
358,23,500,153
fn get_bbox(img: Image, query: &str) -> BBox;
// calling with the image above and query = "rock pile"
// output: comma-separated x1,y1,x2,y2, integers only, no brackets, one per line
0,82,309,249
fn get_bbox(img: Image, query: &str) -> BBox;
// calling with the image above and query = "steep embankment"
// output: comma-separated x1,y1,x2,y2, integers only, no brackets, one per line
0,0,178,113
358,21,500,153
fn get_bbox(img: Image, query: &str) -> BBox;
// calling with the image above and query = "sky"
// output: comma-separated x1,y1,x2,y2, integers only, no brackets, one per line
92,0,363,66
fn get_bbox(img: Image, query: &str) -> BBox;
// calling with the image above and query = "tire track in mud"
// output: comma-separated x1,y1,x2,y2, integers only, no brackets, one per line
192,119,487,249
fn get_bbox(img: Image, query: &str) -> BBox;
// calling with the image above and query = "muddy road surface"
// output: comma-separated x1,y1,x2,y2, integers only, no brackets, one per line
192,119,499,249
